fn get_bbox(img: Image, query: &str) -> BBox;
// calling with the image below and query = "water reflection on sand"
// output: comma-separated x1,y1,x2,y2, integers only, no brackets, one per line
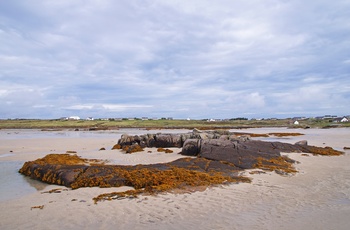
0,128,191,201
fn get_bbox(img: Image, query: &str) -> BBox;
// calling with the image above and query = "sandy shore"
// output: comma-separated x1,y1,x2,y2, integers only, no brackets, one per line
0,128,349,230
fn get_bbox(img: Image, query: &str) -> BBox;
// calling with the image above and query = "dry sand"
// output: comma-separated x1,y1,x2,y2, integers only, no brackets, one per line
0,128,349,230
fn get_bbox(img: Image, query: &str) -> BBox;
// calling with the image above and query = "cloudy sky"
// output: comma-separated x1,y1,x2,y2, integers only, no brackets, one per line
1,0,349,119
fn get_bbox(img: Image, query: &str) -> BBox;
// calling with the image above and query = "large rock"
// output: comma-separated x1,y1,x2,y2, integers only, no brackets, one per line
19,131,344,197
152,134,182,147
198,139,289,169
19,161,88,186
181,139,201,156
181,137,343,169
19,154,244,189
118,133,184,148
117,130,235,149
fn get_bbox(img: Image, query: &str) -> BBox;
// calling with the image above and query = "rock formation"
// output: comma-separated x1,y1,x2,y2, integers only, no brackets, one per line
19,130,343,202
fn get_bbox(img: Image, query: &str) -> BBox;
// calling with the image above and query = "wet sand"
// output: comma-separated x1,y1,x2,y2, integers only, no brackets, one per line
0,128,349,230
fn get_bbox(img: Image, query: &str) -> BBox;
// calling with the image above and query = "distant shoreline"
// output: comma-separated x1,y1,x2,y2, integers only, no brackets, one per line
0,118,349,130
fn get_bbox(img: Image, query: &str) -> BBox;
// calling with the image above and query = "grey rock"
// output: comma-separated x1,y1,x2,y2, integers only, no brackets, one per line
295,140,308,146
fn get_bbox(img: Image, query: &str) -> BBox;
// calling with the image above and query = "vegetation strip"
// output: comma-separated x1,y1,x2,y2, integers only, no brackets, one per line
2,118,350,129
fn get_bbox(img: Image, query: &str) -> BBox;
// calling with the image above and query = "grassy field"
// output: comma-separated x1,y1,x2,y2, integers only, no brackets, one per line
0,118,349,129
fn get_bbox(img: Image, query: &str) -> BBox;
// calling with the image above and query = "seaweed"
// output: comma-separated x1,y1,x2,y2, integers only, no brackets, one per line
91,167,251,204
157,148,174,153
300,146,343,156
31,205,44,210
111,144,121,150
268,132,304,137
253,156,298,174
122,144,144,153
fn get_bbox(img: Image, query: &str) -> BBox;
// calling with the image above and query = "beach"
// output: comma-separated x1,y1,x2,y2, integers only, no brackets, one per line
0,128,349,230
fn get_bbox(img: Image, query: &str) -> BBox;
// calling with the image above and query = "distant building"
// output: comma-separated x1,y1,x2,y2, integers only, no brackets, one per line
333,117,349,123
69,116,80,120
293,120,300,125
323,115,337,119
292,116,307,120
86,117,94,121
341,117,349,122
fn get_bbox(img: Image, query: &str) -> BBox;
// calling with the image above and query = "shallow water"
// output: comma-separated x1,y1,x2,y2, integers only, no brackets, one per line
0,161,48,201
0,128,191,201
0,128,189,140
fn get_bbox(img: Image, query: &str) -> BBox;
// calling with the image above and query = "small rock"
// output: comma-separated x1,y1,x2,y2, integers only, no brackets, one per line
295,140,308,146
66,150,77,153
31,205,44,210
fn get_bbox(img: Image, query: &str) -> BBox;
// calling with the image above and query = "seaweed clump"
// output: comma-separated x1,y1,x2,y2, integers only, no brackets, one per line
157,148,174,153
112,143,144,153
268,132,304,137
111,144,121,150
122,144,144,153
91,167,251,204
300,145,343,156
21,153,89,166
19,154,105,186
19,154,251,203
253,156,298,175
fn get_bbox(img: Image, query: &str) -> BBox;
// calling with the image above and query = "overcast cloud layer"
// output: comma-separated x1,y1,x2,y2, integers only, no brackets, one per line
1,0,349,119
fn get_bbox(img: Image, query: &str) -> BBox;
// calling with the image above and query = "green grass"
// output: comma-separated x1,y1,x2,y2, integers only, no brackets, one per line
1,118,349,129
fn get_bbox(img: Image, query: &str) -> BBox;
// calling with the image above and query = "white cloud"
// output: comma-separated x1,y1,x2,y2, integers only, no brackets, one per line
0,0,349,118
64,103,153,111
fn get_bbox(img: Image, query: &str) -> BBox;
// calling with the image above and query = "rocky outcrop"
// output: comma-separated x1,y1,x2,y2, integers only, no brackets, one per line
19,154,248,201
182,138,296,169
116,130,233,149
182,137,342,169
19,130,344,202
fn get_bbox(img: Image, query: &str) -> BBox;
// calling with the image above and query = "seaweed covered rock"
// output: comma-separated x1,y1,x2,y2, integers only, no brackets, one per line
122,143,143,153
182,138,343,169
19,131,344,202
19,154,91,186
19,154,248,194
198,139,283,169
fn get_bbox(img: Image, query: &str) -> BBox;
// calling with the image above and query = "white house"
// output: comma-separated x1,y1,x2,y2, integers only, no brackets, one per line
341,117,349,122
293,120,299,125
333,117,349,123
69,116,80,120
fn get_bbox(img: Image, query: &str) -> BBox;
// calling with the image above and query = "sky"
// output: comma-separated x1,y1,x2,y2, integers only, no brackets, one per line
1,0,349,119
